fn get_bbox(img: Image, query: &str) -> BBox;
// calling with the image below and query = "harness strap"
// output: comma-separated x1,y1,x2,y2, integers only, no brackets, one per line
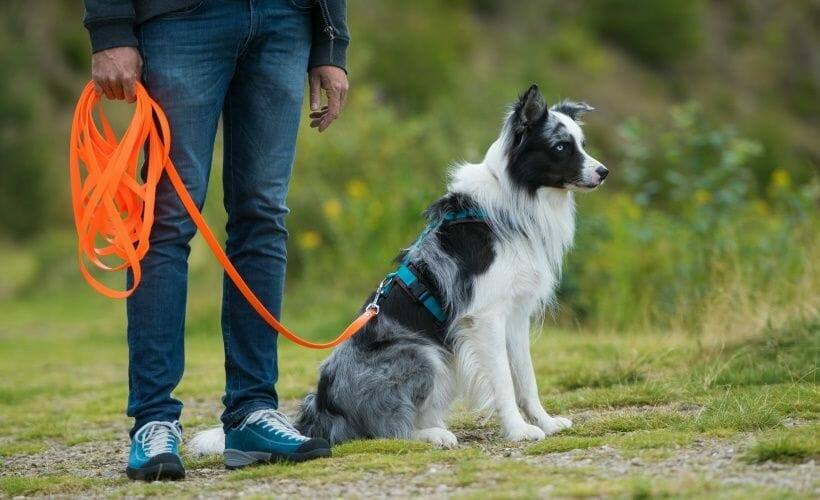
395,263,447,322
377,208,486,323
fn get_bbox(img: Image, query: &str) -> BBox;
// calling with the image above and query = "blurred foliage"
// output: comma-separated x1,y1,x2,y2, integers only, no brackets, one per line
0,7,50,238
564,103,816,329
585,0,705,67
1,0,817,332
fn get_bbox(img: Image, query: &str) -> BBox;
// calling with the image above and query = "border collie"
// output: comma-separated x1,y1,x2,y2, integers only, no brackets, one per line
191,84,607,453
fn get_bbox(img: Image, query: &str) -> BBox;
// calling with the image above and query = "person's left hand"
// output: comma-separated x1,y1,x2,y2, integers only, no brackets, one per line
308,66,348,132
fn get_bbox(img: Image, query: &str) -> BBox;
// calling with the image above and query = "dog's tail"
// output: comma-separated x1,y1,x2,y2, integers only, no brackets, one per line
295,392,345,442
189,426,225,456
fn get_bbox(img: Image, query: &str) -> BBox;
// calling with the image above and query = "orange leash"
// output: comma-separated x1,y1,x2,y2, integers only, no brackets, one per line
69,82,377,349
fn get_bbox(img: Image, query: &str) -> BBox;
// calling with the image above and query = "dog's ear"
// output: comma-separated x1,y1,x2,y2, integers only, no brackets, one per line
550,100,594,121
515,84,547,132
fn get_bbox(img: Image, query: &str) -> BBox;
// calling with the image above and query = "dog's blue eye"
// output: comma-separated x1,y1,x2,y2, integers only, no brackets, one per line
555,144,564,151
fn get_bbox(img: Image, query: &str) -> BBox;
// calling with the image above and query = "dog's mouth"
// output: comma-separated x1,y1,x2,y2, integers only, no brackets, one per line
565,167,608,192
565,179,605,192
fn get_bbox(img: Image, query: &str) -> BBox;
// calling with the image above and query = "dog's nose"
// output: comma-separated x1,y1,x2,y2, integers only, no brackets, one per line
596,166,609,180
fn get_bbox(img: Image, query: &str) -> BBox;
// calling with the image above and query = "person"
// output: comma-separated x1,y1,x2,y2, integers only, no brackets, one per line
82,0,350,481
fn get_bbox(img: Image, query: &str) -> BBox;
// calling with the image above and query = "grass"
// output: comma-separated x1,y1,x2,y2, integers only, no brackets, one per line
744,424,820,464
0,476,121,496
0,283,817,497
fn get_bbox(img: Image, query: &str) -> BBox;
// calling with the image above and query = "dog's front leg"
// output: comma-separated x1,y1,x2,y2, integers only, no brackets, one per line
470,312,545,441
506,312,572,435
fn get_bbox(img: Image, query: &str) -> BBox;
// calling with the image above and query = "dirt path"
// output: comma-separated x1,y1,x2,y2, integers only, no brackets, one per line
2,405,816,498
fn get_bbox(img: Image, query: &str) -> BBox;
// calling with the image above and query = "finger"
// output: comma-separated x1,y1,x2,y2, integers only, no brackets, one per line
309,108,329,119
101,81,116,100
309,74,321,111
309,105,328,116
93,81,104,97
340,86,348,109
320,89,341,132
124,78,137,103
110,79,126,100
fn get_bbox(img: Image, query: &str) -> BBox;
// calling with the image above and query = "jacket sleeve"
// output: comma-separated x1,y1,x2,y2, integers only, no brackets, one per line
309,0,350,72
83,0,138,53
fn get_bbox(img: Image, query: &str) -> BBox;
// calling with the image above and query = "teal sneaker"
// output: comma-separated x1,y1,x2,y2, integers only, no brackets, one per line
224,409,331,468
126,421,185,481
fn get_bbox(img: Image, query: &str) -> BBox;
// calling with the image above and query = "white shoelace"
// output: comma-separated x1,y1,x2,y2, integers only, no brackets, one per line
134,421,181,457
240,409,307,442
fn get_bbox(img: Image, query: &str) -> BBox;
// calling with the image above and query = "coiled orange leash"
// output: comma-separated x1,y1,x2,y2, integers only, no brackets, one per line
69,81,377,349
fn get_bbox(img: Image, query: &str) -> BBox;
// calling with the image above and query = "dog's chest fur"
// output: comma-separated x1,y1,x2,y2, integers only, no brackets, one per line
450,158,576,316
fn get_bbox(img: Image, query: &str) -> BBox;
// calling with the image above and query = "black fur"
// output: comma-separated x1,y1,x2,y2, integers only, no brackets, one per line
351,193,495,350
508,87,588,194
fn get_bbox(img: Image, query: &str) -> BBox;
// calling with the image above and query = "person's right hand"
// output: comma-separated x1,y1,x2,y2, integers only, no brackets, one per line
91,47,143,102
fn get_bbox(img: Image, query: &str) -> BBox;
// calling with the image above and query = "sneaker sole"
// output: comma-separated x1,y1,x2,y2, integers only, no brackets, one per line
126,462,186,481
224,447,331,469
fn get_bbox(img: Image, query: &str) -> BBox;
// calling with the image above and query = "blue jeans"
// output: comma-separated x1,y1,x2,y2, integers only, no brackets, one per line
126,0,313,436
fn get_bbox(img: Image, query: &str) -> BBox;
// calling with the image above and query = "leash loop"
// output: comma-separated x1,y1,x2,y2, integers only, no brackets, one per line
69,81,376,349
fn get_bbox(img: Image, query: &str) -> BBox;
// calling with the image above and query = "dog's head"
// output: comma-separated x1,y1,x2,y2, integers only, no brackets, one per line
505,84,608,193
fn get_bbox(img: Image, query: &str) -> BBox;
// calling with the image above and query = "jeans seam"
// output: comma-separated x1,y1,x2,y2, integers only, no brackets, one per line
238,0,256,58
224,90,237,408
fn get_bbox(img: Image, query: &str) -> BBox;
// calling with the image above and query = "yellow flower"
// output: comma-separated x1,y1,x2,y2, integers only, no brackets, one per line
346,179,367,199
297,231,322,251
771,168,791,189
694,189,712,205
322,199,342,220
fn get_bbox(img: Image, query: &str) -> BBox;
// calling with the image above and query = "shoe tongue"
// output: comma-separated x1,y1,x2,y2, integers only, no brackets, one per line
138,422,179,447
253,410,296,433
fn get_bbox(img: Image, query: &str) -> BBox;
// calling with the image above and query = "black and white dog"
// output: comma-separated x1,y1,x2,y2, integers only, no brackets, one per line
192,84,607,453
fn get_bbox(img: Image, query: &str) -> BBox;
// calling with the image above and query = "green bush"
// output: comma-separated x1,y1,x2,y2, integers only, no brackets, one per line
352,0,476,112
558,104,817,329
585,0,705,66
0,15,52,240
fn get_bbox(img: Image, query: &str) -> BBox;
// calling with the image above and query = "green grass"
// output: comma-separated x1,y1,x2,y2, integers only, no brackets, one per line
0,286,817,497
744,424,820,464
524,435,604,454
0,476,122,496
695,320,818,389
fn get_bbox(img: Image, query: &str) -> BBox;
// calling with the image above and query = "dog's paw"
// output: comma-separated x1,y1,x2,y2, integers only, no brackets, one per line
535,416,573,435
412,427,458,448
503,422,546,442
553,416,573,430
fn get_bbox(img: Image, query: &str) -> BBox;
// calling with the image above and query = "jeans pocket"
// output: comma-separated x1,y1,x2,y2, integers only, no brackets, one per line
159,0,210,19
287,0,315,11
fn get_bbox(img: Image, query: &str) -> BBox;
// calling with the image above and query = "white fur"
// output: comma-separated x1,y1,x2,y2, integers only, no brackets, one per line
438,126,578,441
412,427,458,448
189,426,225,456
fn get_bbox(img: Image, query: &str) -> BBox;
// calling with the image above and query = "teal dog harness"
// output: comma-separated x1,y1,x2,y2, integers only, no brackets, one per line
368,208,486,323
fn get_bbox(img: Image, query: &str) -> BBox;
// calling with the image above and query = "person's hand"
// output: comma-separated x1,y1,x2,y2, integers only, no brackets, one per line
91,47,143,103
308,66,348,132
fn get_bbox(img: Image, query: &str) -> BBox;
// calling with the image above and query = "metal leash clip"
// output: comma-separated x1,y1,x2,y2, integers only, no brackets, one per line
365,273,396,315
